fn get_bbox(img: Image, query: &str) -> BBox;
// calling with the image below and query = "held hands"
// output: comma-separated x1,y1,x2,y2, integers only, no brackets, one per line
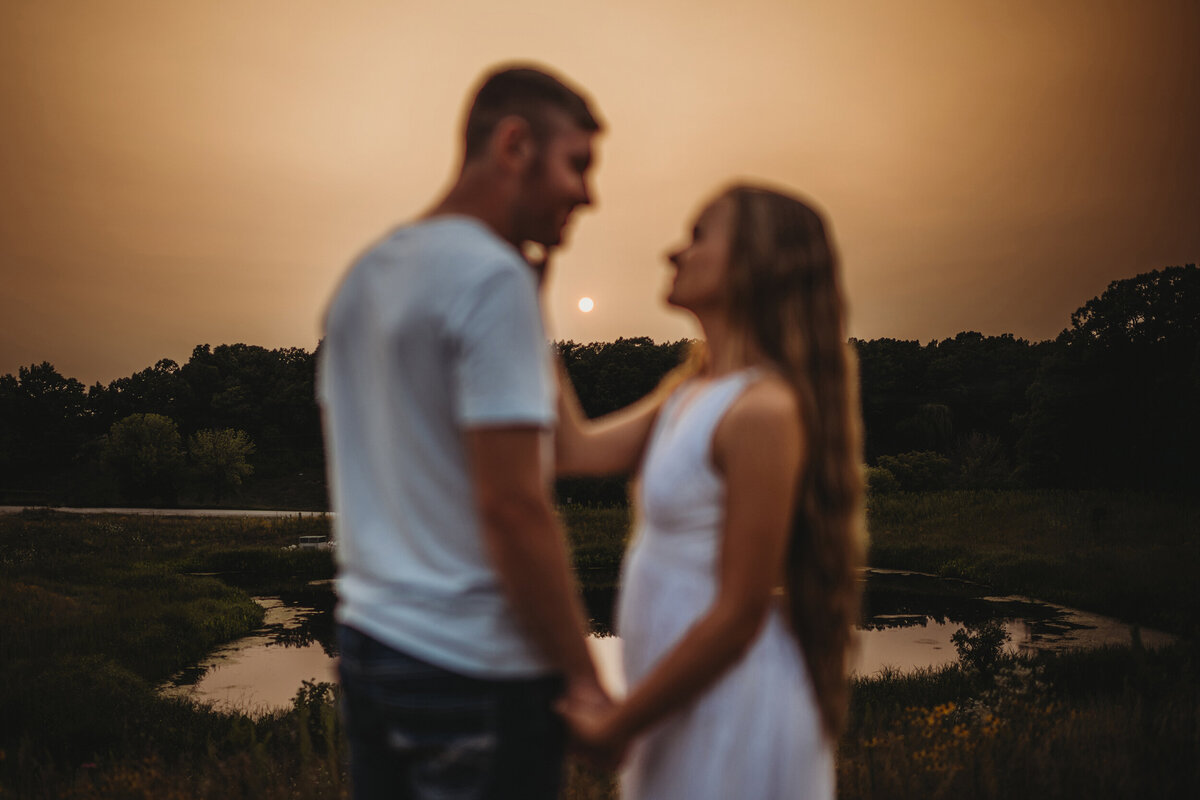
558,678,630,769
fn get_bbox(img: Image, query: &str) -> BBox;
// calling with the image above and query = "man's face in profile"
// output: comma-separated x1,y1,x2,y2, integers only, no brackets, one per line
515,112,596,248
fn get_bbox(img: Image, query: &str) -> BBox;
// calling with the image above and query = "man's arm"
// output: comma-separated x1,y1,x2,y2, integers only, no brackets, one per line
465,426,605,698
555,360,666,477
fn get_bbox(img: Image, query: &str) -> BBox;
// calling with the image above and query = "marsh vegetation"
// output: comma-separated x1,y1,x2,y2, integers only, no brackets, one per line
2,489,1196,798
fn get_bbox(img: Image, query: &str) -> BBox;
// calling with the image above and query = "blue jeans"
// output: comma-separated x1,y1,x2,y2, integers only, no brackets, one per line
337,624,566,800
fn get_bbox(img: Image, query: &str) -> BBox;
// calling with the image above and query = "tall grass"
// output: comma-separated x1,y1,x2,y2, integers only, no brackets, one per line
4,683,348,800
839,643,1199,799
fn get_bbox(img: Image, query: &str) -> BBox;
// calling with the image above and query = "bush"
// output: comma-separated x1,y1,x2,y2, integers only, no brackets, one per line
951,620,1011,676
875,451,955,491
865,465,900,495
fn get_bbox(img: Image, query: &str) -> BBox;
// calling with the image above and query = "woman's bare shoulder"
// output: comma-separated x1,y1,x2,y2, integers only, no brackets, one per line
728,371,800,425
713,371,802,469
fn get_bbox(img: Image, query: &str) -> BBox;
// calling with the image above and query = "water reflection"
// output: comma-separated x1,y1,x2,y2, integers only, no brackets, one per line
160,594,338,715
858,569,1175,664
162,570,1175,715
854,619,1021,675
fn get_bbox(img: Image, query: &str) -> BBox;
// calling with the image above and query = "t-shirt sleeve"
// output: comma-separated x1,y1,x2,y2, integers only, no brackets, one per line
450,264,554,428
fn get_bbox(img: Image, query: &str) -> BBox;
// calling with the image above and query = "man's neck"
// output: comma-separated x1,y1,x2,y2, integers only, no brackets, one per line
426,168,519,247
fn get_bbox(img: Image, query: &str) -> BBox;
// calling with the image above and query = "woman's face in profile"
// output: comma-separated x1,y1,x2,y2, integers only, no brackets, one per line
665,194,735,314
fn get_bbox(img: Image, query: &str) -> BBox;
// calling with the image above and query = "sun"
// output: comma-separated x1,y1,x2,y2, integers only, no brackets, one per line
578,297,595,313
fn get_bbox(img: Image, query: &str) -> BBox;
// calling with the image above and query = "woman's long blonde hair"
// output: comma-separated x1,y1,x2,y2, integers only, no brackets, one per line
723,184,865,740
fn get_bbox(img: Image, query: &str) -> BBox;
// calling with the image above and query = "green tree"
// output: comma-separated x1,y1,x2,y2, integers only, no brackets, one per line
103,413,185,505
188,428,255,503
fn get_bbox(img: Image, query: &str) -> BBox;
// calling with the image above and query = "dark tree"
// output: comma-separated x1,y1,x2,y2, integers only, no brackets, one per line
102,413,185,505
558,337,692,418
854,338,931,460
175,343,324,507
854,334,1045,477
1018,264,1199,489
0,363,88,500
923,331,1048,450
86,358,190,438
556,337,692,504
5,262,1191,509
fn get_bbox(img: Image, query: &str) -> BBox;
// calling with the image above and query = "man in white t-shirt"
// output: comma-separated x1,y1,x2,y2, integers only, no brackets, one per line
318,66,605,799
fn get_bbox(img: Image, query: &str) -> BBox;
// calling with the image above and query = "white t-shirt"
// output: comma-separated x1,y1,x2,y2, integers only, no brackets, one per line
317,215,556,678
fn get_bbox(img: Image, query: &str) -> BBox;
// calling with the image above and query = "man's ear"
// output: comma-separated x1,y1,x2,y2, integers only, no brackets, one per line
491,115,536,173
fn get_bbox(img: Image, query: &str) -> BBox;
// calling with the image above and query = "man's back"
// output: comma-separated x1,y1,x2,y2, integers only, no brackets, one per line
319,215,555,678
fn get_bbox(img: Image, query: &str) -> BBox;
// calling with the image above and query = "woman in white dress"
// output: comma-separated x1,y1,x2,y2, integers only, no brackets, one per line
555,184,865,799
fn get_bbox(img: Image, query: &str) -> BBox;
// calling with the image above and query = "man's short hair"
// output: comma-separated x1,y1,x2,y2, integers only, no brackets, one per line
463,65,602,160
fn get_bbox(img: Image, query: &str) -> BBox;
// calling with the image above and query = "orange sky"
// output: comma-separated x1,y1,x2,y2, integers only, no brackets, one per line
2,0,1198,386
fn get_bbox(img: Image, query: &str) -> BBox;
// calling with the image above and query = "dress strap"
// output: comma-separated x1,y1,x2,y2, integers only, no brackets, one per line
663,368,763,450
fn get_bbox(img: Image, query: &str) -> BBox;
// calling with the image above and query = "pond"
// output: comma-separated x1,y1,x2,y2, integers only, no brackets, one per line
160,569,1176,715
160,594,339,714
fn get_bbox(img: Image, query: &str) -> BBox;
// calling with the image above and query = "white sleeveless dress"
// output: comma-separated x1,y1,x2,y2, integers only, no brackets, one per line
616,370,834,800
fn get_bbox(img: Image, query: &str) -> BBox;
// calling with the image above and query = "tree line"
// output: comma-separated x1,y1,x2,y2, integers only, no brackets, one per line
0,344,325,508
1,265,1195,507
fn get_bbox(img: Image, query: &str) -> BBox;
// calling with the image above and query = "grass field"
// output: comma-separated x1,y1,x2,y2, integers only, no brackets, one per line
1,490,1196,798
564,490,1200,637
865,490,1200,638
0,511,341,799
